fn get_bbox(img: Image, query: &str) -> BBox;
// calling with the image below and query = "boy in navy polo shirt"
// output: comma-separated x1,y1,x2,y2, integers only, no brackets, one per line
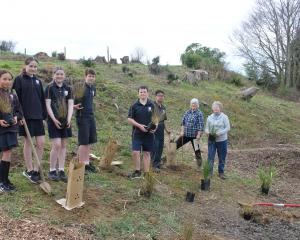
74,69,97,173
128,86,156,179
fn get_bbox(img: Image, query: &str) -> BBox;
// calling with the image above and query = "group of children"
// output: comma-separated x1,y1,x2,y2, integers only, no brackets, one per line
0,57,98,193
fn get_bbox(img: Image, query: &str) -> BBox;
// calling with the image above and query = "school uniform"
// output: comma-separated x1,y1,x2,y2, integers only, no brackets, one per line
128,99,155,152
0,89,23,151
12,74,47,137
45,82,72,139
76,83,97,145
151,102,167,168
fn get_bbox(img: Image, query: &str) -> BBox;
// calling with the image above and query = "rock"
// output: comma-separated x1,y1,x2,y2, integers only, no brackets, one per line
95,56,107,64
183,69,209,85
120,56,129,64
34,52,49,60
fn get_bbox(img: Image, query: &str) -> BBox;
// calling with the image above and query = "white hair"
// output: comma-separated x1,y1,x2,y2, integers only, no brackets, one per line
212,101,223,110
190,98,199,107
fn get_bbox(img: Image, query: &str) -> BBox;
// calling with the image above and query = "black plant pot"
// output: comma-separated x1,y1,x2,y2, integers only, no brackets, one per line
200,179,211,191
243,213,253,221
185,191,195,202
145,122,157,132
261,186,269,195
2,113,15,126
208,134,216,142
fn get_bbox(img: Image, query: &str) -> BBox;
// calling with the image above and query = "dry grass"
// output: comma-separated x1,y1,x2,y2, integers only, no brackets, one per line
0,92,12,114
100,138,118,169
72,81,86,101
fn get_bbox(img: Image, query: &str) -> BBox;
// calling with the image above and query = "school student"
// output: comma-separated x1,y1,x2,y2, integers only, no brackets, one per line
0,70,23,192
151,90,170,172
12,57,47,184
45,67,73,182
74,69,97,173
127,86,156,179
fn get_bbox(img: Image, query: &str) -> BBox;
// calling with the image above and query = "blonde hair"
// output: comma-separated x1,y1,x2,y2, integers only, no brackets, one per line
212,101,223,111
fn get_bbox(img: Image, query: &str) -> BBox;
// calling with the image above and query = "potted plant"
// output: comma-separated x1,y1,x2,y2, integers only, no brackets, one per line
0,92,14,126
55,98,68,128
72,81,86,107
208,126,217,142
200,160,211,191
258,164,277,195
145,105,161,132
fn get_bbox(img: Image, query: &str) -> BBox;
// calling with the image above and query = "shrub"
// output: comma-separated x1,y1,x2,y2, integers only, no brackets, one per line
51,51,57,58
80,57,95,67
57,53,66,60
230,74,243,86
0,40,16,52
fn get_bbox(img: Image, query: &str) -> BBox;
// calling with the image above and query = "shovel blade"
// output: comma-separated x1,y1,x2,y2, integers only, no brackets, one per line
39,182,52,194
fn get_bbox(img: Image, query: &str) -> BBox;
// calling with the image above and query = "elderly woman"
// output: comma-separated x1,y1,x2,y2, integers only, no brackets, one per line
205,101,230,179
176,98,204,167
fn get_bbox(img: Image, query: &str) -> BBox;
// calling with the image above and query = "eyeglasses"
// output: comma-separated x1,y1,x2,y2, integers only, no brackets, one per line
156,94,164,97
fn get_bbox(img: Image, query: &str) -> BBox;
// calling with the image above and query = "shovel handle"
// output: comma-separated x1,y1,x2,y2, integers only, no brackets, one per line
22,118,46,181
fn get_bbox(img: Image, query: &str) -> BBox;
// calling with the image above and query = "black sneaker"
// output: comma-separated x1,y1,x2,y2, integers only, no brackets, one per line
32,171,41,182
0,182,13,193
23,170,39,184
128,170,142,179
58,170,68,183
85,163,98,173
6,179,16,191
48,170,59,181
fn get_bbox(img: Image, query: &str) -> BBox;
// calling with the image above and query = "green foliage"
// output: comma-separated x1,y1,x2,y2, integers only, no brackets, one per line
0,40,16,52
244,62,259,81
230,74,243,87
167,72,179,83
202,160,211,180
258,164,277,189
51,51,57,58
122,66,130,73
181,43,225,69
152,56,160,65
80,57,95,68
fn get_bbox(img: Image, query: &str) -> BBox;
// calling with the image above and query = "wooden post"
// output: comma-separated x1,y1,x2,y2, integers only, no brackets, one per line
64,46,66,59
107,46,110,62
24,48,26,55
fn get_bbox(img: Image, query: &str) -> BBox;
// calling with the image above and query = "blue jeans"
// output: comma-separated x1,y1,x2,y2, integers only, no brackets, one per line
151,137,164,168
208,140,227,174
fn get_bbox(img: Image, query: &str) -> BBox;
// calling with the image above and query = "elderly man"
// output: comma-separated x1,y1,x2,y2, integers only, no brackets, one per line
176,98,204,167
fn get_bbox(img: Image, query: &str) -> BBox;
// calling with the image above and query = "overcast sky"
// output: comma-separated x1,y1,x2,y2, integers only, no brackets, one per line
1,0,256,71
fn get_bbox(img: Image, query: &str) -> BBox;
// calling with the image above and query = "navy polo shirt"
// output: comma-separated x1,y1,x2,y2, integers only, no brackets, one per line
154,102,167,140
12,74,47,120
76,83,96,117
45,81,72,118
128,99,154,136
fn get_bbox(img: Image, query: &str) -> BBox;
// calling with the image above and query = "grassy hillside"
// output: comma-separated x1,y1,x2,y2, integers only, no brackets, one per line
0,58,300,239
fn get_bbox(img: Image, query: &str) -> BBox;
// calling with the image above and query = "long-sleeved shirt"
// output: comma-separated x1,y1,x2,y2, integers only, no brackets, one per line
181,109,204,138
12,74,47,120
205,112,230,142
0,88,23,135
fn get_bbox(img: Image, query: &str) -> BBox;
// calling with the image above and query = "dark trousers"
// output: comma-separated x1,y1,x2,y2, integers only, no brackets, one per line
176,136,202,160
151,137,164,168
208,140,228,174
